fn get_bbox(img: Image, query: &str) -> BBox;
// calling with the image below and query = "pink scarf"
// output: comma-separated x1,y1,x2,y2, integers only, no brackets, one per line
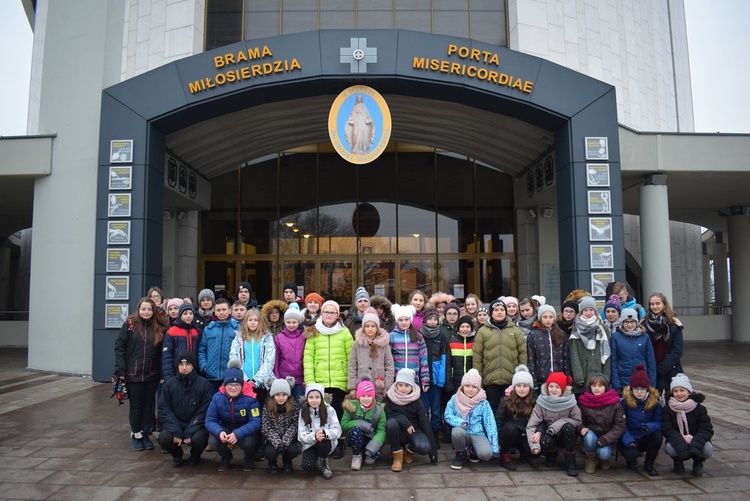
455,387,487,418
386,383,420,405
668,397,698,436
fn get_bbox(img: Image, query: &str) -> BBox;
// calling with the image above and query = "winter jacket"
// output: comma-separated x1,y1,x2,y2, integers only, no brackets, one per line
601,296,645,321
344,307,365,337
473,319,527,387
447,333,475,391
195,308,215,330
389,328,430,388
576,389,627,446
198,318,238,381
610,329,656,392
205,385,261,439
273,327,306,384
162,322,201,380
262,300,288,337
526,385,582,449
383,394,437,457
621,386,662,447
114,319,162,383
495,396,535,435
444,396,499,454
662,393,713,459
526,325,571,387
303,323,353,390
158,369,213,439
262,405,299,449
370,295,395,333
229,331,276,388
569,325,611,394
422,326,450,390
647,322,684,393
298,402,342,452
348,327,395,392
342,398,387,448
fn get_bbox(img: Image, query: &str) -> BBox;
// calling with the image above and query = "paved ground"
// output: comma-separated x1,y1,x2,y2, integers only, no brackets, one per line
0,343,749,501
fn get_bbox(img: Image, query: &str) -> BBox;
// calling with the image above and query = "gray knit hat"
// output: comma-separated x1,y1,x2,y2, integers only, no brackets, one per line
578,296,597,312
269,376,295,397
536,304,556,319
670,373,693,393
395,368,418,389
198,288,215,303
354,286,370,304
284,303,303,323
512,364,534,387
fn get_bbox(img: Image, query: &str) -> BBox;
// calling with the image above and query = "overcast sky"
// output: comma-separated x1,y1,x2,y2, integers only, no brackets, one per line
1,0,748,135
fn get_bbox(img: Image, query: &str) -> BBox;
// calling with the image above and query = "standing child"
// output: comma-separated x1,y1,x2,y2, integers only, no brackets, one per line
526,372,582,476
495,365,536,470
621,365,663,476
447,316,476,397
602,294,622,334
557,301,578,336
341,378,387,470
301,292,324,328
526,305,571,390
162,303,201,381
515,297,537,340
420,306,451,446
663,374,713,477
166,298,184,326
389,304,430,392
262,299,288,337
569,296,611,395
461,293,480,324
274,306,307,404
643,292,684,393
384,369,438,471
576,373,626,473
348,308,395,401
262,376,300,474
229,307,276,402
443,369,499,469
195,288,216,330
298,383,342,480
408,290,428,331
475,304,490,329
611,308,656,393
198,298,238,392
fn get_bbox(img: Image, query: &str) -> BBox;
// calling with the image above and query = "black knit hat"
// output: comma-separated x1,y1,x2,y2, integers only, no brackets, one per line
178,302,194,319
562,300,579,314
283,282,297,293
177,350,197,368
237,281,252,294
456,316,474,332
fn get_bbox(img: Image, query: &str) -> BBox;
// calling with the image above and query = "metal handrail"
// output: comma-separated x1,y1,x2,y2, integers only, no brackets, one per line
673,305,731,316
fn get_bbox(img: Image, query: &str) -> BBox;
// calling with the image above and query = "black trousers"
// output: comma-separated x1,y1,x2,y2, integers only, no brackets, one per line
621,431,663,462
157,429,209,459
300,440,333,471
485,384,509,412
264,441,301,462
385,418,431,454
499,425,533,457
208,433,256,460
127,380,159,435
539,423,577,455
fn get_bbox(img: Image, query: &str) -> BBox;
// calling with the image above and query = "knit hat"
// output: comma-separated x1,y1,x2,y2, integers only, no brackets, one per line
198,288,215,303
177,350,197,368
489,299,507,313
361,307,380,328
321,300,340,317
536,304,556,319
391,303,415,321
284,303,303,323
304,292,324,306
237,281,252,294
395,368,417,389
269,376,294,397
502,296,519,309
512,364,534,387
178,302,194,319
629,364,650,389
604,294,622,314
354,286,370,304
620,308,638,322
561,300,579,314
356,377,376,398
167,297,184,310
578,296,597,312
456,316,474,332
444,302,461,318
546,371,569,390
670,373,693,393
461,368,482,388
223,359,245,386
477,304,489,314
283,282,297,293
305,382,325,399
422,307,439,323
532,295,547,306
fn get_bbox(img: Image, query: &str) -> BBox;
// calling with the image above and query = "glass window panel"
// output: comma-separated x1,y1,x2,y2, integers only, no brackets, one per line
358,10,394,28
396,0,430,10
360,0,392,8
358,153,397,254
283,11,318,34
363,259,396,302
240,158,276,254
471,0,503,9
203,260,236,299
206,0,243,51
395,10,430,31
321,10,355,28
471,10,506,46
480,257,511,300
436,155,474,253
476,165,514,253
319,154,357,254
279,154,318,255
246,11,280,39
320,260,353,305
202,211,238,254
282,260,316,298
240,260,272,303
434,10,469,37
398,152,435,253
400,259,432,304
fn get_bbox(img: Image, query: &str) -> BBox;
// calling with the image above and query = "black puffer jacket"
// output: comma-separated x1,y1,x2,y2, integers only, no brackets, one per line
114,319,162,383
157,369,213,438
662,392,713,459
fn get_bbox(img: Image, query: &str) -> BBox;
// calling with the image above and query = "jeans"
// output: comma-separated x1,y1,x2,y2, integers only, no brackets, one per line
157,429,209,459
420,385,443,429
583,430,613,460
208,433,256,460
665,440,713,459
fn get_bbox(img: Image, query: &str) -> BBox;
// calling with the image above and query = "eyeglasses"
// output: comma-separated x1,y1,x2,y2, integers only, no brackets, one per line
226,383,242,389
322,311,337,315
446,311,458,316
632,387,647,392
150,294,161,299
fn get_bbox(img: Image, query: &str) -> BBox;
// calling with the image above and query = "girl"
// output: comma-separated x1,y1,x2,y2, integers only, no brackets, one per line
301,292,324,328
162,303,201,380
262,376,300,474
229,307,276,403
420,307,451,445
576,373,626,473
274,305,306,404
341,377,387,470
461,293,480,323
526,372,582,476
556,300,578,336
408,290,428,330
611,308,656,393
195,288,216,329
502,296,520,323
298,383,342,480
569,296,611,395
643,292,684,393
440,302,462,340
428,292,455,322
515,297,537,340
147,286,167,315
663,373,714,477
495,365,536,470
303,300,353,458
348,308,395,401
262,299,288,337
475,304,490,329
384,368,438,471
205,362,262,472
166,298,184,326
370,294,395,333
443,369,499,470
114,297,165,450
389,304,430,392
621,364,663,476
526,305,571,389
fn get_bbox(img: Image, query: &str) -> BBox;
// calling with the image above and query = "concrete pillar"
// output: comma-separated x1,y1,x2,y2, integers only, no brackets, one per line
639,179,673,302
701,243,712,311
176,210,199,300
0,248,10,315
713,232,730,308
728,214,750,342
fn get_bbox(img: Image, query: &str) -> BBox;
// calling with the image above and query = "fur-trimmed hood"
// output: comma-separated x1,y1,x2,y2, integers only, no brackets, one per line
354,326,390,347
369,295,393,311
539,381,574,397
428,291,455,308
563,289,592,304
261,299,288,321
622,386,661,410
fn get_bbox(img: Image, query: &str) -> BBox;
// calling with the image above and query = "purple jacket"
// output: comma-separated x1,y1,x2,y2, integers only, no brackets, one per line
274,327,306,384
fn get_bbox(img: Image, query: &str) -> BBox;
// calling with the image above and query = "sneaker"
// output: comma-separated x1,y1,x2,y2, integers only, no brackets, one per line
351,454,363,471
142,436,154,450
500,453,517,471
187,455,201,466
451,452,467,470
218,452,233,472
171,457,184,467
468,450,480,463
132,437,145,451
282,460,294,473
364,455,376,465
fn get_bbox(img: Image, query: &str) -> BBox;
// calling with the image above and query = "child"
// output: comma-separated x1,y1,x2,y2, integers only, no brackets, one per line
515,297,537,340
274,305,307,404
602,294,622,334
389,304,430,391
475,304,490,329
428,292,455,322
526,372,582,476
231,301,247,324
384,368,438,471
663,373,713,477
556,300,578,336
570,296,611,395
348,308,394,401
205,361,261,472
261,376,300,474
408,290,428,330
195,288,216,329
443,369,498,469
611,308,656,393
229,307,276,405
162,303,201,381
495,365,536,470
447,316,476,397
301,292,324,328
526,305,571,389
298,383,342,480
166,298,184,326
643,292,684,393
461,293,480,323
420,306,451,445
345,286,371,334
198,298,238,391
502,296,520,323
370,294,395,333
621,364,663,476
262,299,288,337
341,377,387,470
576,373,626,473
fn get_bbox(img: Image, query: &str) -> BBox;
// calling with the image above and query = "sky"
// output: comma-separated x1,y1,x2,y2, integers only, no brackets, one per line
0,1,749,135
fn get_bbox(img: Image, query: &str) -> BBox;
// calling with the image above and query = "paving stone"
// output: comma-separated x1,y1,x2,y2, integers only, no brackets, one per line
625,479,705,496
507,469,582,485
376,472,445,488
687,475,750,492
484,485,565,500
262,489,340,501
0,482,63,500
677,493,750,501
117,487,200,501
339,489,416,501
0,469,54,483
554,481,633,499
193,488,269,501
414,487,489,500
442,471,514,487
46,485,130,501
39,470,116,485
31,447,96,458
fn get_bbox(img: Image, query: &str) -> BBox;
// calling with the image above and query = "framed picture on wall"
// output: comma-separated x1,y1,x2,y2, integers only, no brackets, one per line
586,164,610,187
587,191,611,214
105,276,129,300
110,140,133,163
590,245,614,269
105,304,129,328
585,137,609,160
107,221,131,245
589,217,613,241
591,272,615,297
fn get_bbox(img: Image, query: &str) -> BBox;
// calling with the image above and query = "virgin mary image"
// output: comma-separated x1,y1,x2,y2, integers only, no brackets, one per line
345,95,376,155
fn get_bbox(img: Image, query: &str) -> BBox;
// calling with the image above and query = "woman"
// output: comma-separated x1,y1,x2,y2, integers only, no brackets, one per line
569,296,611,395
114,297,166,450
642,292,684,393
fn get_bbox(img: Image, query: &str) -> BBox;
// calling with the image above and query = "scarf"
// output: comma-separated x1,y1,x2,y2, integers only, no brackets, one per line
420,323,441,340
557,318,574,334
604,318,621,333
314,317,345,335
386,383,421,405
489,318,509,330
455,387,487,418
535,392,577,412
516,316,535,334
572,315,611,363
619,326,644,338
645,312,670,342
668,397,698,436
577,388,620,409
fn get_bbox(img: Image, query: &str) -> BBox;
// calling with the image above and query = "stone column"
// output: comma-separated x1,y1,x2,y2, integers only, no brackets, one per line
639,176,673,301
713,232,730,309
728,213,750,342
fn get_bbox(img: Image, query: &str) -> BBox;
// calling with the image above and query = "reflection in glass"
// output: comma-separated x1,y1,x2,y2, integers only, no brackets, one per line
480,257,511,301
400,259,432,304
320,260,353,305
363,259,395,300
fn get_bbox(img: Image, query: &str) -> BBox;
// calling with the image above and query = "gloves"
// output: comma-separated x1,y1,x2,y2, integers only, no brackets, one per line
677,449,691,462
429,452,438,464
357,420,374,435
688,444,703,459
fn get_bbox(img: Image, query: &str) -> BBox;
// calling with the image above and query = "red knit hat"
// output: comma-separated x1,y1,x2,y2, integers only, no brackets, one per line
546,372,569,390
629,364,650,389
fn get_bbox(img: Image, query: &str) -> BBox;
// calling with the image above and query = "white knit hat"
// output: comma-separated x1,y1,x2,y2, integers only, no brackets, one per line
391,303,416,321
395,368,417,389
512,364,534,387
670,373,693,393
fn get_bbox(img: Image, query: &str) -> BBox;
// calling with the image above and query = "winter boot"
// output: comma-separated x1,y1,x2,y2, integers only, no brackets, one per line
403,445,414,464
673,458,685,474
351,454,363,471
626,459,639,472
644,451,659,476
282,458,294,473
564,451,579,477
267,460,279,475
331,442,344,459
217,452,233,472
320,456,333,479
433,428,441,450
600,458,610,470
544,450,558,468
499,453,517,471
391,450,404,472
451,450,467,470
584,452,598,474
692,458,704,477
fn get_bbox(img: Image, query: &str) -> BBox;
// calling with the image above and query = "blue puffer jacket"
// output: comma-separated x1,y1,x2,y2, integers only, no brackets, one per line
443,394,499,454
205,386,261,439
610,329,656,392
198,318,239,381
620,386,662,447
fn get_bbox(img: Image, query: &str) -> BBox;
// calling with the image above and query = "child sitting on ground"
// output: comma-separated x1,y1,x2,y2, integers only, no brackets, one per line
341,377,387,470
576,373,626,474
621,364,663,476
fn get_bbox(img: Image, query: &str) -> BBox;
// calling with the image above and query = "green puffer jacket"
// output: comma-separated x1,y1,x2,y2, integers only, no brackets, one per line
472,319,527,386
303,323,353,390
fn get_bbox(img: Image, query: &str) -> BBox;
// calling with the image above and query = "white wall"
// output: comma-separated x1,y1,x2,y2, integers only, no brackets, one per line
0,322,28,347
681,314,731,342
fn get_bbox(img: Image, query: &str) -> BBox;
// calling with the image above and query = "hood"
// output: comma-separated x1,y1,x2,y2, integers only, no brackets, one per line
427,292,455,308
354,326,390,346
622,386,660,410
261,300,288,322
369,295,393,314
